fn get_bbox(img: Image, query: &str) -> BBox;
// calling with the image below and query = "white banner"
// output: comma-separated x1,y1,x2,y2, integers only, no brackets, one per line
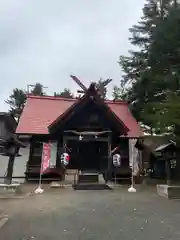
50,141,57,167
41,143,51,173
129,139,139,176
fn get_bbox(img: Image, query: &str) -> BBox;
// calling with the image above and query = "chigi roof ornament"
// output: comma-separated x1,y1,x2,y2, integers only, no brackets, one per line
70,75,112,98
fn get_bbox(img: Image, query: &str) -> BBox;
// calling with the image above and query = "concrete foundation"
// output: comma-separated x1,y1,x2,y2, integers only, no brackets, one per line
157,184,180,199
0,183,22,194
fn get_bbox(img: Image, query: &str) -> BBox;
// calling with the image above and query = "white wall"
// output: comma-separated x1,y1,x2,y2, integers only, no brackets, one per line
0,144,30,183
50,142,57,166
0,155,8,183
0,118,13,140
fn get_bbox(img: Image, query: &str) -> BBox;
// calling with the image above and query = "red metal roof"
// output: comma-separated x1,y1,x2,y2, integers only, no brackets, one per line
16,95,142,138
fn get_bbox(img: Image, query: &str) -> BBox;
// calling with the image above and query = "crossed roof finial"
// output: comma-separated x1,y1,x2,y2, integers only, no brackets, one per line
70,75,112,96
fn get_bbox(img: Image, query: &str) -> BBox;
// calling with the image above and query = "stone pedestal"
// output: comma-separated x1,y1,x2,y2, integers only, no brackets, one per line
157,184,180,199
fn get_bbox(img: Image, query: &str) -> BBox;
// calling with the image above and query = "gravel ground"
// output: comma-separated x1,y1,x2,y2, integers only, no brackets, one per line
0,186,180,240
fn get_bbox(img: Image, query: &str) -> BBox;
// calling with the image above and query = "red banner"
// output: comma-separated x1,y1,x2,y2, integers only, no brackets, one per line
41,143,51,173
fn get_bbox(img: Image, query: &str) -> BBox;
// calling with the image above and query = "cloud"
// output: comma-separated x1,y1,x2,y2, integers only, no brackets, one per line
0,0,144,111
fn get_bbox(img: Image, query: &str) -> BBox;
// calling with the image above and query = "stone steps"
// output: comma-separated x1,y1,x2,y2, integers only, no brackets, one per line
72,183,112,190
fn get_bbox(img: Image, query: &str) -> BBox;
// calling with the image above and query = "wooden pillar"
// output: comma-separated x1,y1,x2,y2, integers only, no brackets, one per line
25,138,33,181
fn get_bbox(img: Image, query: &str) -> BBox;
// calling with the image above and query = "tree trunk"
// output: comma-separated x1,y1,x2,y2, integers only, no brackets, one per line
159,0,164,19
5,155,15,184
174,0,177,8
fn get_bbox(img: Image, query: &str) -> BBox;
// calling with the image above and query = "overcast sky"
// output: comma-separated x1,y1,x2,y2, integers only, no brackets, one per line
0,0,145,111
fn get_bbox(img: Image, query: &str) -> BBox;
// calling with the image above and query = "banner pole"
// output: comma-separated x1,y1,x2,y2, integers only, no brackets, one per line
35,144,44,194
38,159,43,188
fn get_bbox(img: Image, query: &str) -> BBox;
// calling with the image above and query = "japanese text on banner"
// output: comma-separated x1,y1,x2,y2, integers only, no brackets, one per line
41,143,51,173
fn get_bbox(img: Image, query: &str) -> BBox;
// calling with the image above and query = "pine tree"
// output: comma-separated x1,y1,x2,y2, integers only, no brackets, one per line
96,78,108,99
54,88,74,98
147,5,180,138
5,88,26,121
6,83,47,121
31,83,45,96
117,0,178,133
119,0,164,85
